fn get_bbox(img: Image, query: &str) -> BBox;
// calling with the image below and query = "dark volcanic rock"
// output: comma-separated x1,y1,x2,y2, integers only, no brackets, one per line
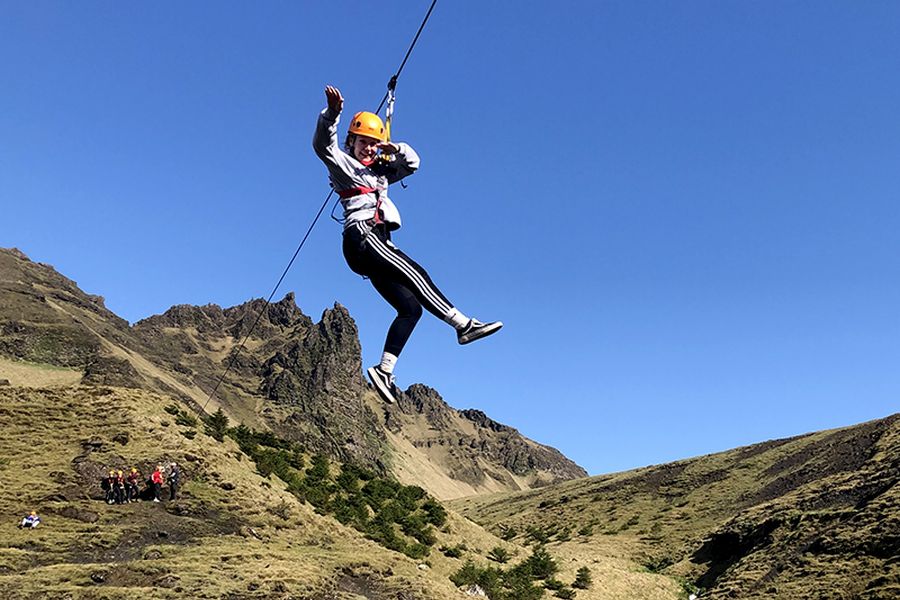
56,505,100,524
262,304,365,403
391,384,587,484
262,304,386,470
396,384,454,429
82,355,143,387
461,408,513,433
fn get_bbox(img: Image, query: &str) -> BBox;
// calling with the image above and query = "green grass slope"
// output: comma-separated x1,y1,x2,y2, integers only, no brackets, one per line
0,374,692,599
0,381,513,599
452,415,900,600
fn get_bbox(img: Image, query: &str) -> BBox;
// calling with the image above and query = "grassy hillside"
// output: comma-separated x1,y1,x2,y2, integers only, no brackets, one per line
451,416,900,600
5,361,894,599
0,362,688,599
0,372,496,598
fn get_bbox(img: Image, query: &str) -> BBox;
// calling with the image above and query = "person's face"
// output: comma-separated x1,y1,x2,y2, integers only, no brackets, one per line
352,135,380,163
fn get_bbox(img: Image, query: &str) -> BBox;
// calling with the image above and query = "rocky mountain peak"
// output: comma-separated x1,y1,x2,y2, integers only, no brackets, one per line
394,384,454,429
135,303,227,333
2,248,589,497
461,408,513,433
7,247,30,261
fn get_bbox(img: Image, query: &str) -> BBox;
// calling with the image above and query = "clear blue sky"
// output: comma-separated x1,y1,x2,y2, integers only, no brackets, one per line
3,2,899,475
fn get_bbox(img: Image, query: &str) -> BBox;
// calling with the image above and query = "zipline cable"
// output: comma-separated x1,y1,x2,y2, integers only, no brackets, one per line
330,0,437,223
199,189,332,414
375,0,438,115
198,1,438,415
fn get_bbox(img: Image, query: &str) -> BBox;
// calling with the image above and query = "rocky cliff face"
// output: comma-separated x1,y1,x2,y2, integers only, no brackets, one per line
0,247,587,497
259,304,388,470
387,384,587,490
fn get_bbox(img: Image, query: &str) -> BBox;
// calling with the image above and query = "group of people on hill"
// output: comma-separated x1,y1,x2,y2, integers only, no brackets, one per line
101,462,180,504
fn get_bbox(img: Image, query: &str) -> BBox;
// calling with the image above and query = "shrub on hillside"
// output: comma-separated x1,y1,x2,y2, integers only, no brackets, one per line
526,525,551,545
440,544,466,558
450,560,503,596
403,542,429,560
544,577,565,590
204,408,229,441
523,545,558,580
421,498,447,527
221,423,446,558
450,545,567,600
487,546,511,563
572,566,592,589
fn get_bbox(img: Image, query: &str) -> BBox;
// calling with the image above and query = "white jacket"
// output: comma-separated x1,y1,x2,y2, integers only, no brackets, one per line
313,107,420,230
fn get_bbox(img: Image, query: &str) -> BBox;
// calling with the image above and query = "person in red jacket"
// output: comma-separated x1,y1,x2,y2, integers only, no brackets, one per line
150,465,165,503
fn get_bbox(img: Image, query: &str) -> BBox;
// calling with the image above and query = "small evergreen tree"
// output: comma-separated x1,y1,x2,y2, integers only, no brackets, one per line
572,566,592,589
524,545,558,580
544,577,565,590
421,498,447,527
204,408,229,441
487,546,511,563
305,454,330,483
440,544,465,558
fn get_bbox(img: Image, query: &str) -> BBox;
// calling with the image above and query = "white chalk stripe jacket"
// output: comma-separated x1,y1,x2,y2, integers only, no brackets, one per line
313,107,420,230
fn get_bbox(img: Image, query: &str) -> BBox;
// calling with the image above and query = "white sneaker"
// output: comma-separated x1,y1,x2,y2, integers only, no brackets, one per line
366,366,397,404
457,319,503,345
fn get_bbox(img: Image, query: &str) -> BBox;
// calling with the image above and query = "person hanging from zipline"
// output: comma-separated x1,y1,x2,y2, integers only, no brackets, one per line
313,85,502,404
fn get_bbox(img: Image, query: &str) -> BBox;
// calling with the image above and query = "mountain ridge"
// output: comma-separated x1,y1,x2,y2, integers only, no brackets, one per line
0,247,586,499
451,412,900,599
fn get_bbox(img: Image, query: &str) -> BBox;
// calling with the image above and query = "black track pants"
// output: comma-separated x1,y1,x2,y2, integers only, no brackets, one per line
343,221,455,357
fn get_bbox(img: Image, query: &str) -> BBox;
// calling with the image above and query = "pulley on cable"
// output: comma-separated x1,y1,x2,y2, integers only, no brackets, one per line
370,76,406,185
331,0,437,222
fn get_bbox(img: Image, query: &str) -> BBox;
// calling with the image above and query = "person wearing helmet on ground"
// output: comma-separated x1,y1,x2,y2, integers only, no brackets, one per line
150,465,164,503
126,467,141,503
19,511,41,529
115,470,127,504
168,462,180,501
313,85,502,404
104,469,117,504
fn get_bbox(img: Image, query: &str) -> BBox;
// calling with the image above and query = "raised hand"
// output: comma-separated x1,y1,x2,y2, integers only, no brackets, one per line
324,85,344,114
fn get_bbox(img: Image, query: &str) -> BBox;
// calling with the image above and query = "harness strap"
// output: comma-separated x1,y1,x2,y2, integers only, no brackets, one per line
336,186,383,224
336,186,377,199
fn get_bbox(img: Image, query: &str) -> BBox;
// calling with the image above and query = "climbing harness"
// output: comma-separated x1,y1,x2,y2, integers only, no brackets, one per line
199,1,438,415
328,73,402,227
329,0,436,226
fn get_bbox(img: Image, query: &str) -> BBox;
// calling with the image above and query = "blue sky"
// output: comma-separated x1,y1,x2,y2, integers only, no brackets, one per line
3,1,899,475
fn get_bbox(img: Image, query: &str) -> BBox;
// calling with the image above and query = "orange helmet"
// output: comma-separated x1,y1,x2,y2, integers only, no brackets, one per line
348,111,386,142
